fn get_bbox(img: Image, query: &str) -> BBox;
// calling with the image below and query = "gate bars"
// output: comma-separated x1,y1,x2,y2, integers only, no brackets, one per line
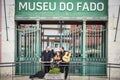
16,24,41,75
62,25,82,58
86,25,106,60
62,23,107,75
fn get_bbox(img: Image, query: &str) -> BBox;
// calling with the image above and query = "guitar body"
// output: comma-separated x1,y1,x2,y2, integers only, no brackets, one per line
54,55,60,60
62,51,71,62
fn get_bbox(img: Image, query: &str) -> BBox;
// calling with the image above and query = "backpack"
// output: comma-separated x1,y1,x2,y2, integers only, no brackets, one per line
29,70,45,79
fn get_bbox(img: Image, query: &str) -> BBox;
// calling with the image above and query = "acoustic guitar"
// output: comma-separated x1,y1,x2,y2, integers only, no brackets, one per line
54,54,60,60
62,51,72,62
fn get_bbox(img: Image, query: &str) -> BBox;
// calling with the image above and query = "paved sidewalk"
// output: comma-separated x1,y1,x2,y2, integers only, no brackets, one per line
1,76,120,80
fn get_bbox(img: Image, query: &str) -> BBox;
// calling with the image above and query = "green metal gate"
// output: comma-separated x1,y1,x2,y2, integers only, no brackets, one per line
16,24,41,75
62,22,107,76
16,21,107,76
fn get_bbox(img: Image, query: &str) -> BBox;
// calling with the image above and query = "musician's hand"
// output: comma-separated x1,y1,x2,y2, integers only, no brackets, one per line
57,61,62,64
57,62,59,64
50,60,53,63
39,58,42,63
50,58,53,63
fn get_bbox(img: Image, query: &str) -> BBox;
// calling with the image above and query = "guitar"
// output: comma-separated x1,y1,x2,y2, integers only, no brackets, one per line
54,52,61,60
62,51,72,62
54,55,60,60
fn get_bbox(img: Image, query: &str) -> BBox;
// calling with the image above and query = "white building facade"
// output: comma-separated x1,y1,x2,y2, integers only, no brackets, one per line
0,0,120,78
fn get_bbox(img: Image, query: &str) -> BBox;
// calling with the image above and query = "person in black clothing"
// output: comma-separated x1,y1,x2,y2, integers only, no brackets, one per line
39,46,53,73
58,47,70,80
51,49,55,57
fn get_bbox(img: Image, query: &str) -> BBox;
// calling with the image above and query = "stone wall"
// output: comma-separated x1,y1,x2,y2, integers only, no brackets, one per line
0,0,120,78
1,0,15,75
108,0,120,78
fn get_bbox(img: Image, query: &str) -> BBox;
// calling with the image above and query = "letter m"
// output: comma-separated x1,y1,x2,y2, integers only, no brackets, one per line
19,2,27,10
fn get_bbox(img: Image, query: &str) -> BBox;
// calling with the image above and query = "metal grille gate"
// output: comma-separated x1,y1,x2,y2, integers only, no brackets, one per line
16,24,40,75
62,24,107,76
16,22,107,76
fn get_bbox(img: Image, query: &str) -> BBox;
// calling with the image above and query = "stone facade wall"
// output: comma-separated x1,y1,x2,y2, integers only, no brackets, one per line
1,0,15,75
0,0,120,78
108,0,120,78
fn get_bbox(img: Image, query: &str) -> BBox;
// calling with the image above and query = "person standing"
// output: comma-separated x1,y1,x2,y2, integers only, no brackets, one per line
39,46,53,73
54,51,61,67
58,47,70,80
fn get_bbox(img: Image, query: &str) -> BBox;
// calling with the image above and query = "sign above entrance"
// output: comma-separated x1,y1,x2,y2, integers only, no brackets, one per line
15,0,108,20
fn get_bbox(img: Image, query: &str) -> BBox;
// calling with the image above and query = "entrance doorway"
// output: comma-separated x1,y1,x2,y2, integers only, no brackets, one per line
15,21,107,76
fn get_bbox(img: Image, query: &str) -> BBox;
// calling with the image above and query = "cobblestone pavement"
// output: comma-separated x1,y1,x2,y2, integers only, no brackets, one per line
1,76,120,80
